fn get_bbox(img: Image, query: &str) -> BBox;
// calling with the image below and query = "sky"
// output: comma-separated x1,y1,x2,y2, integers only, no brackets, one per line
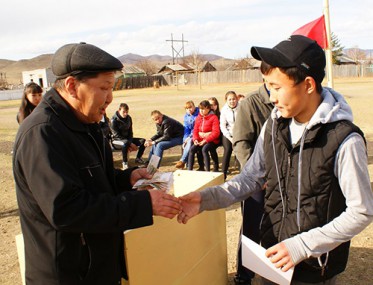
1,0,372,61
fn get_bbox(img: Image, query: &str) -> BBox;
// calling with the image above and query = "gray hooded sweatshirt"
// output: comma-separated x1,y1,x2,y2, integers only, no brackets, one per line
200,87,373,266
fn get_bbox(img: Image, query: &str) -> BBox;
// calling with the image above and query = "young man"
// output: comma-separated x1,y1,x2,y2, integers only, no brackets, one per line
13,42,181,285
178,35,373,284
111,103,146,169
145,110,184,168
231,83,273,285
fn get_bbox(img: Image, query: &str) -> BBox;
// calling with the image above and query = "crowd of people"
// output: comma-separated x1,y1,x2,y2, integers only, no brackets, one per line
14,37,372,285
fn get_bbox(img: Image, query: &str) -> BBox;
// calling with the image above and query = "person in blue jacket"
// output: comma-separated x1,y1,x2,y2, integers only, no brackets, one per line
175,100,203,170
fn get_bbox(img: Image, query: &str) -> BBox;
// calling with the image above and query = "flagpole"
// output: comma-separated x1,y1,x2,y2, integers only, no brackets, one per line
324,0,333,88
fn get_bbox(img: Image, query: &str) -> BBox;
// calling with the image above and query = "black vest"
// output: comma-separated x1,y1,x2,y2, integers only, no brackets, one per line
262,117,364,283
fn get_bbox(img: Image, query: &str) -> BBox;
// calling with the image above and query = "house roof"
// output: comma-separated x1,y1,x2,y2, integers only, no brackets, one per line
157,64,194,74
122,65,146,74
337,55,357,64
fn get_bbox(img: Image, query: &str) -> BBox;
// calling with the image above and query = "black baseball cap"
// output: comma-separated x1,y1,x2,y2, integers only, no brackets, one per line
52,42,123,79
251,35,326,83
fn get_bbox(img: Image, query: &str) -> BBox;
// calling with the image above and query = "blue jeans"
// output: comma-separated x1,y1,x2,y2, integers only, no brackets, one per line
181,139,192,162
148,137,183,168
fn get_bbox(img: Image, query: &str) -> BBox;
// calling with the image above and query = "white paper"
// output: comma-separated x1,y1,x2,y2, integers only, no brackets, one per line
147,155,160,175
241,235,294,285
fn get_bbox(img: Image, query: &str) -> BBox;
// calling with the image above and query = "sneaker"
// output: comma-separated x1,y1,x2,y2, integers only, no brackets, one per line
175,161,186,169
135,158,146,164
122,162,128,170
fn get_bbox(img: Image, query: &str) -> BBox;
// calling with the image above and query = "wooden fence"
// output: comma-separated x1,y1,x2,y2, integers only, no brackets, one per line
114,65,373,90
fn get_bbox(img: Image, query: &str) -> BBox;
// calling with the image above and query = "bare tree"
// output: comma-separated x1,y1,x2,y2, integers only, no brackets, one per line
182,49,206,70
135,59,158,75
346,46,367,64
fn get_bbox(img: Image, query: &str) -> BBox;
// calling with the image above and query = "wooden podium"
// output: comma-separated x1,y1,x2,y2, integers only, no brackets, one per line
122,170,227,285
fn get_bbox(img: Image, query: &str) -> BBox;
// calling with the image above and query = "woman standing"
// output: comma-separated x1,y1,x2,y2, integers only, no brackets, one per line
17,82,43,124
220,91,239,179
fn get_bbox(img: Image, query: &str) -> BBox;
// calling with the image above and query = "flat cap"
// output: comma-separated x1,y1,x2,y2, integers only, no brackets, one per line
52,42,123,78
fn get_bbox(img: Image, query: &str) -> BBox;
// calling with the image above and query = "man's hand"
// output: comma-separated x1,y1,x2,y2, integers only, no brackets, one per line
149,190,181,219
130,167,153,186
144,140,152,147
265,242,295,272
128,143,138,152
177,192,202,224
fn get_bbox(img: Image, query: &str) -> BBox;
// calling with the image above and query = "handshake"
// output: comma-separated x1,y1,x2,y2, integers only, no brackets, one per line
148,187,200,223
131,167,200,223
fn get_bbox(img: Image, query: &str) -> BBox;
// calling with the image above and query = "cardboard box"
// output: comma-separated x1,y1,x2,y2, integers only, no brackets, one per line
123,170,227,285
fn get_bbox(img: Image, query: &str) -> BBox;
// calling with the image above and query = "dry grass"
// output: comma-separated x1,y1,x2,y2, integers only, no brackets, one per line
0,78,372,285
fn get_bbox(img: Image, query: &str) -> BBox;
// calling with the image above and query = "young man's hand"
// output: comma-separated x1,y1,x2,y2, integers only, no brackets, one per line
177,192,202,224
265,242,295,272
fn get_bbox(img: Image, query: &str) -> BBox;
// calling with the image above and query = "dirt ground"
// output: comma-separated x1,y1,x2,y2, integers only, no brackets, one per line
1,79,372,284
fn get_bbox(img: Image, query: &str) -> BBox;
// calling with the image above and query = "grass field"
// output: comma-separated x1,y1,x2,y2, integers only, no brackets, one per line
0,78,372,285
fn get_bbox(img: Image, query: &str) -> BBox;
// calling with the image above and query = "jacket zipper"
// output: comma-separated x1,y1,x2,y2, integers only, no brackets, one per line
278,152,291,242
88,132,105,172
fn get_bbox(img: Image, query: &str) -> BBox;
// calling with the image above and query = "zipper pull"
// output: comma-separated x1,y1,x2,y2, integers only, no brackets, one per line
80,233,86,245
321,265,325,277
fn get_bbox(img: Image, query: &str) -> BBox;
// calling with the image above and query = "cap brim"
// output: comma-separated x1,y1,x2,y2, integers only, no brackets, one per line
251,46,296,68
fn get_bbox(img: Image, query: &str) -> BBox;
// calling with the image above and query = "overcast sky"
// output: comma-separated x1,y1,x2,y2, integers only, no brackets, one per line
1,0,372,61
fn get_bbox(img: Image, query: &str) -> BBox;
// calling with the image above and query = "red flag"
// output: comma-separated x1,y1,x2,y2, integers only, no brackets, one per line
292,15,328,49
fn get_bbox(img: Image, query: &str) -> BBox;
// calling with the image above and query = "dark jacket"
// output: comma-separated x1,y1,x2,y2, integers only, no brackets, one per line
13,88,153,285
232,85,273,166
111,111,133,140
150,114,184,143
262,117,363,283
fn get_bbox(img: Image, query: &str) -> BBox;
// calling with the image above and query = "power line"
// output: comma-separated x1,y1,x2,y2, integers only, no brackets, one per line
166,33,188,64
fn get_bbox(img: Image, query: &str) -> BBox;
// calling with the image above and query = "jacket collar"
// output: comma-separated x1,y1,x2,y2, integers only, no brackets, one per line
258,84,272,105
44,88,88,133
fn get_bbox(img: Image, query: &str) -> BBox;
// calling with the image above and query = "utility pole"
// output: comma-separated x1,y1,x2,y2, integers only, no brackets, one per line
166,33,188,64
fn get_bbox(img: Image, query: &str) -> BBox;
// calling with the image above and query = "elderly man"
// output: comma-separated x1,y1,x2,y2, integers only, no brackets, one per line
13,42,181,285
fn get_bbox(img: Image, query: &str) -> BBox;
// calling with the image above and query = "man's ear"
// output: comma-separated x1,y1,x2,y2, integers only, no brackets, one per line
65,76,78,98
304,76,316,94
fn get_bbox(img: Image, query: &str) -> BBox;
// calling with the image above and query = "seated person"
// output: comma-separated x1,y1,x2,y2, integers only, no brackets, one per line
188,100,220,172
111,103,146,169
220,91,239,179
145,110,184,168
175,100,203,170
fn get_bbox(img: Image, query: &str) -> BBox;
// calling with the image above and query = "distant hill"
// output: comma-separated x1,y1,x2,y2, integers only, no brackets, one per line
0,52,226,85
117,53,223,65
0,54,53,85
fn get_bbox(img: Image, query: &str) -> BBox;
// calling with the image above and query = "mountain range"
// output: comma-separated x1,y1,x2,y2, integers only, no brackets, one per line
1,48,372,86
0,53,227,85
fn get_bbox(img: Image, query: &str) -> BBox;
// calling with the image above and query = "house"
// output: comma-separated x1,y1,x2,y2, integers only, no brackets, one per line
22,68,56,88
157,64,193,75
226,58,260,71
337,55,357,65
122,65,146,78
188,61,217,72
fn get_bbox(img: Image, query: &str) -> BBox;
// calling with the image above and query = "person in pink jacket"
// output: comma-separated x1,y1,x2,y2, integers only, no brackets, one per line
188,100,220,171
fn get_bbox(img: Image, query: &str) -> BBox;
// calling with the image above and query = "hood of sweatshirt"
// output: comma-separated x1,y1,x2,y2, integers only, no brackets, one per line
269,87,354,256
271,87,353,127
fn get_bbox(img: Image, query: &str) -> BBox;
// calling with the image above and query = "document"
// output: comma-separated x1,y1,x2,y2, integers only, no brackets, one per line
241,235,294,285
147,155,160,175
